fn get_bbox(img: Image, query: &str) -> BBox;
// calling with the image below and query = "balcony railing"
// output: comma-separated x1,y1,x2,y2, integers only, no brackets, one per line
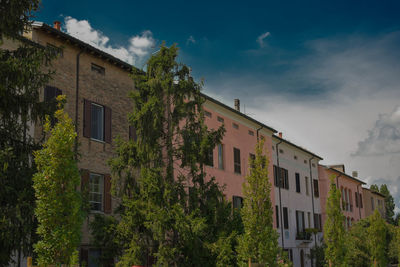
296,231,312,241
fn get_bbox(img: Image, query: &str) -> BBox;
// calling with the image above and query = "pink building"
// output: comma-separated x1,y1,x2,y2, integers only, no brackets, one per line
201,95,278,224
318,164,366,230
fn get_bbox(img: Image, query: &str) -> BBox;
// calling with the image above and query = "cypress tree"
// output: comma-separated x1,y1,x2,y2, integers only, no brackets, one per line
368,209,387,267
324,176,346,267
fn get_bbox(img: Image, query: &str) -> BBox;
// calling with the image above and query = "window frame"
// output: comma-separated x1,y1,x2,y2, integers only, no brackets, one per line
89,173,104,212
90,103,105,142
233,147,241,174
295,173,301,193
217,143,224,170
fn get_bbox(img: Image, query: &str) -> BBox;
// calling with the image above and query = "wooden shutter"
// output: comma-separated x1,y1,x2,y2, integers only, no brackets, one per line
81,169,90,192
80,248,89,266
129,125,137,141
273,165,278,186
104,106,112,143
104,174,112,214
83,99,91,138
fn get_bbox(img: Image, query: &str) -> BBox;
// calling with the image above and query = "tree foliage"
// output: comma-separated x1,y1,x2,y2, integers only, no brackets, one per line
109,44,238,266
324,176,346,267
33,96,84,265
379,184,395,224
0,1,55,264
368,209,387,267
237,138,281,266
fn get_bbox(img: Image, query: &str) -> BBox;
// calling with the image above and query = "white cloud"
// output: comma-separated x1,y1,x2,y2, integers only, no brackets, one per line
187,35,196,45
64,16,155,66
355,106,400,156
256,32,270,47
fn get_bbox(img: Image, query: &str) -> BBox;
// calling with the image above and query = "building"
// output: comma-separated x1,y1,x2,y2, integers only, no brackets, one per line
272,133,323,267
318,165,366,230
362,187,386,218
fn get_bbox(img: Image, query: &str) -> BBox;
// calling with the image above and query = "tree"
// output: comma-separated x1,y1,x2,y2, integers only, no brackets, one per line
109,44,232,266
33,96,84,265
370,184,379,192
324,176,346,267
368,209,387,267
0,1,55,265
379,184,395,224
237,138,281,267
345,218,370,267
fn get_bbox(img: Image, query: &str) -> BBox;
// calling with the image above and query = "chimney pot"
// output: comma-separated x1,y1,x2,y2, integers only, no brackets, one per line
53,21,61,30
278,132,282,138
234,99,240,112
352,171,358,178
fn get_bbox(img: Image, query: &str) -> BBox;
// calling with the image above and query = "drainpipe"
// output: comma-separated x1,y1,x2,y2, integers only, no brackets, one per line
275,139,284,249
256,126,263,140
308,157,317,250
75,49,84,155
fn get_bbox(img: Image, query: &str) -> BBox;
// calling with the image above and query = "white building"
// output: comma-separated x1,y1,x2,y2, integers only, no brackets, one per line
272,133,323,267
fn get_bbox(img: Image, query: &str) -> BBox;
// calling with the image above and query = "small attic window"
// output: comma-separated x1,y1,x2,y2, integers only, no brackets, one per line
217,116,224,123
248,130,254,136
294,155,298,160
304,160,307,164
279,149,284,154
312,163,316,167
47,43,63,57
272,146,275,150
204,110,212,118
232,123,239,129
91,63,105,75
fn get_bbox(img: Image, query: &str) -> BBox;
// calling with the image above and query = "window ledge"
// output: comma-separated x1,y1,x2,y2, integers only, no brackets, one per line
90,138,106,144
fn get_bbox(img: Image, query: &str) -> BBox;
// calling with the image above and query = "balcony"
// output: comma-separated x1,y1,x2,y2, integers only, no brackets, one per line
296,231,312,242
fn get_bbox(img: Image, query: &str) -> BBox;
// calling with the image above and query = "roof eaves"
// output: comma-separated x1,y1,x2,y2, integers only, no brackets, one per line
201,93,277,133
272,134,323,160
328,168,366,185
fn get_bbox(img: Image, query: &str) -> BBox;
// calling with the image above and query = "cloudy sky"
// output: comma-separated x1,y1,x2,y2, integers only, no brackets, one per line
35,0,400,212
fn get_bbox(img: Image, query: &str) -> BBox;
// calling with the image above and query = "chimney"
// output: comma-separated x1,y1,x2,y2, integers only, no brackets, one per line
53,21,61,31
352,171,358,178
278,132,282,138
234,99,240,112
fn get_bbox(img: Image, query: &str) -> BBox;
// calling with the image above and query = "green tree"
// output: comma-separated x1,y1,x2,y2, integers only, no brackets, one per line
345,218,370,267
0,0,55,265
368,209,387,267
109,44,232,266
237,138,281,267
370,184,379,192
324,176,346,267
379,184,395,224
33,96,84,265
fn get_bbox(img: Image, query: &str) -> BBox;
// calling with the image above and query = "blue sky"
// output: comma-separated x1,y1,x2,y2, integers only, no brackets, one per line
35,0,400,212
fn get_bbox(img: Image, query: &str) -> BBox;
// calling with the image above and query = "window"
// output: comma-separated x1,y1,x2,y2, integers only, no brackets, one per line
313,179,319,198
233,196,243,209
294,155,298,160
232,123,239,129
204,110,212,118
283,207,289,229
249,153,255,169
273,166,288,189
295,173,301,193
217,116,224,123
91,103,104,141
89,173,104,211
355,192,359,208
248,130,254,136
307,212,311,228
275,205,280,228
91,63,105,75
44,86,62,102
304,160,307,164
359,193,363,208
314,213,322,231
305,177,309,196
296,210,305,236
47,43,63,57
205,147,214,167
279,149,284,154
371,197,375,210
312,163,316,167
233,148,241,174
218,144,224,170
83,100,112,143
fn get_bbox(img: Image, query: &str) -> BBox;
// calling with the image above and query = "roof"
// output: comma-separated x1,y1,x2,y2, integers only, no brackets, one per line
324,166,366,185
362,187,386,198
272,134,323,160
32,22,137,72
201,92,278,133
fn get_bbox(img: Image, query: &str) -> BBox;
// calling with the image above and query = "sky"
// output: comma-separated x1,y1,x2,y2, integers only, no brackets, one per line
34,0,400,213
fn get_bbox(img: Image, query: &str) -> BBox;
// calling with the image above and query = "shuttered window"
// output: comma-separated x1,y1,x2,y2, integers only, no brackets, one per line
275,205,280,228
233,148,241,174
355,192,359,207
83,99,111,143
283,207,289,229
295,173,301,193
81,170,111,214
313,179,319,198
233,196,243,209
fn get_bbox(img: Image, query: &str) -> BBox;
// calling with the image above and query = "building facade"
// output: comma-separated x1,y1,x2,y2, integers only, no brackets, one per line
363,187,386,218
